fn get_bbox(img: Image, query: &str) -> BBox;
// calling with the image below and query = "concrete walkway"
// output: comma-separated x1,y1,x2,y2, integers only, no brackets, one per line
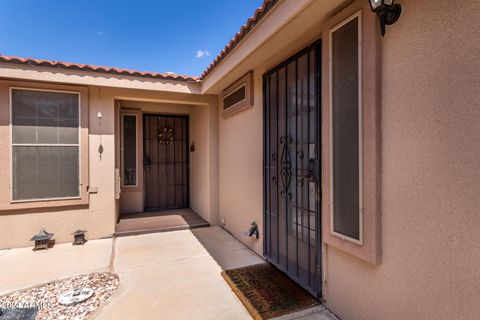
0,238,112,296
0,227,337,320
96,227,261,320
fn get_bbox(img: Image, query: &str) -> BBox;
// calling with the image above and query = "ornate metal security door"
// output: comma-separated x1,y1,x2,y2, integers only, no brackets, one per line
263,42,321,297
143,114,189,211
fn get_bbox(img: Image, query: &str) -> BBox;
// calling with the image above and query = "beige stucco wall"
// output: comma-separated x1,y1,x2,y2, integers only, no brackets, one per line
324,1,480,320
0,84,117,249
215,0,480,319
0,79,218,249
1,1,479,319
217,70,265,255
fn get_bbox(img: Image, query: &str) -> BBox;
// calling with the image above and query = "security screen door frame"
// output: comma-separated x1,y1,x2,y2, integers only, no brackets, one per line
143,114,189,211
263,41,322,297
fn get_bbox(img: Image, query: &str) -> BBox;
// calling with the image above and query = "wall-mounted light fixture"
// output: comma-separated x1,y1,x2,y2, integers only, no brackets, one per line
368,0,402,36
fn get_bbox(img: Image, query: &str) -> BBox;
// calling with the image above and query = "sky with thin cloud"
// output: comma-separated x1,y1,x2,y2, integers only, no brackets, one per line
0,0,263,76
196,50,211,59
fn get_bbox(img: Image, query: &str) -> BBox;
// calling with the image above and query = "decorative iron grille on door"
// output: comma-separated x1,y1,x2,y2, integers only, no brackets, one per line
143,114,189,211
263,42,321,297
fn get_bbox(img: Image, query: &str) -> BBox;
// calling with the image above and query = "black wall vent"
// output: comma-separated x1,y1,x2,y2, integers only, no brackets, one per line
223,84,246,110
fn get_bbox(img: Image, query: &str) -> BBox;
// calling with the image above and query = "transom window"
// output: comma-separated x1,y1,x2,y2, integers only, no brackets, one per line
11,88,80,201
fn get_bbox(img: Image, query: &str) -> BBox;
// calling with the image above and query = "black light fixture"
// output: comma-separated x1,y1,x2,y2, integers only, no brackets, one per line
368,0,402,36
72,229,87,245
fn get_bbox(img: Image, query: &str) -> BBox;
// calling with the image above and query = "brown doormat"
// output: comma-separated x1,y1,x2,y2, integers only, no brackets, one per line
221,263,319,319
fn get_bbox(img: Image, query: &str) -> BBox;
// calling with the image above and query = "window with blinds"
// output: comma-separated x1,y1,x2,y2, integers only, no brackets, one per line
11,89,80,201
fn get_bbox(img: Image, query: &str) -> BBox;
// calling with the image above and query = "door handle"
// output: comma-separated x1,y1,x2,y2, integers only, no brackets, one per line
307,158,317,179
143,157,151,169
298,158,318,186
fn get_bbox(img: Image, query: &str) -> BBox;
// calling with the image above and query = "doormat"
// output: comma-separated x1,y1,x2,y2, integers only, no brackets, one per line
221,263,319,319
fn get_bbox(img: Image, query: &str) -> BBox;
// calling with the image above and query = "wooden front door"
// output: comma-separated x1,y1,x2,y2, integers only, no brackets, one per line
143,114,189,211
263,42,322,297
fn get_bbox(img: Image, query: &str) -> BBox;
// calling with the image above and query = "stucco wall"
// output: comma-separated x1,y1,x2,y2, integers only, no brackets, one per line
0,81,218,249
218,70,265,255
216,0,480,319
0,84,116,249
324,1,480,319
1,1,479,318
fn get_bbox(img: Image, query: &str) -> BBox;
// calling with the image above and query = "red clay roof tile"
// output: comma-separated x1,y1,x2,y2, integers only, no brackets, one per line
200,0,278,80
0,55,200,82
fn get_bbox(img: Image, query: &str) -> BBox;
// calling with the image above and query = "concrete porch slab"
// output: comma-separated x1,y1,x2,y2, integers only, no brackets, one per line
115,208,209,237
0,226,338,319
96,227,264,320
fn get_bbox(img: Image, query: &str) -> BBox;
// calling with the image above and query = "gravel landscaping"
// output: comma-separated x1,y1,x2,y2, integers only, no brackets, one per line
0,272,119,320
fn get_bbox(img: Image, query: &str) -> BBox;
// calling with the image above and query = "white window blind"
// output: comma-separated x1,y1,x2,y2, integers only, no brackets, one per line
11,89,80,201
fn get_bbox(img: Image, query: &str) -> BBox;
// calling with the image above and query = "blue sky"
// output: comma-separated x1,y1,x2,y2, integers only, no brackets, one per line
0,1,264,76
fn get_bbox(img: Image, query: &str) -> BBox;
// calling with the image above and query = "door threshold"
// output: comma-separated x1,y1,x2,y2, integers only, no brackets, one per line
115,208,209,237
114,222,209,237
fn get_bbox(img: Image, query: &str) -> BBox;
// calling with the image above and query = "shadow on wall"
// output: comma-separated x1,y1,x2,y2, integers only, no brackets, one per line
0,204,89,216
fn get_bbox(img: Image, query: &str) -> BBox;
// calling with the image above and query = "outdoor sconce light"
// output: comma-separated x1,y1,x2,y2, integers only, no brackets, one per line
72,229,88,245
368,0,402,36
31,229,54,251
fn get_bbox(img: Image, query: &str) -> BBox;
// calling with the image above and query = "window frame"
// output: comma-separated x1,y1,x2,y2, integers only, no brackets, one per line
9,86,82,203
321,2,382,266
328,11,364,245
120,112,138,188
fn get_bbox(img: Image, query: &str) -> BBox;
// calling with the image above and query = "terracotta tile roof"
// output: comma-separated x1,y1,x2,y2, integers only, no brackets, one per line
0,55,200,82
0,0,278,83
199,0,279,80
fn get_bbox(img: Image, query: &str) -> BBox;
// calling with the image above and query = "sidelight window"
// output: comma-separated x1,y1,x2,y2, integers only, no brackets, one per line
121,114,137,187
329,12,363,243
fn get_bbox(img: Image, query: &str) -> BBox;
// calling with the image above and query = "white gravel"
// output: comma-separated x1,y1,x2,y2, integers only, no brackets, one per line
0,272,119,320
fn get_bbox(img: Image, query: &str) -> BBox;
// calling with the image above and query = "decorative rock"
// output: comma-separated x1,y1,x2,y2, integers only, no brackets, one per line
58,288,94,306
0,273,119,320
